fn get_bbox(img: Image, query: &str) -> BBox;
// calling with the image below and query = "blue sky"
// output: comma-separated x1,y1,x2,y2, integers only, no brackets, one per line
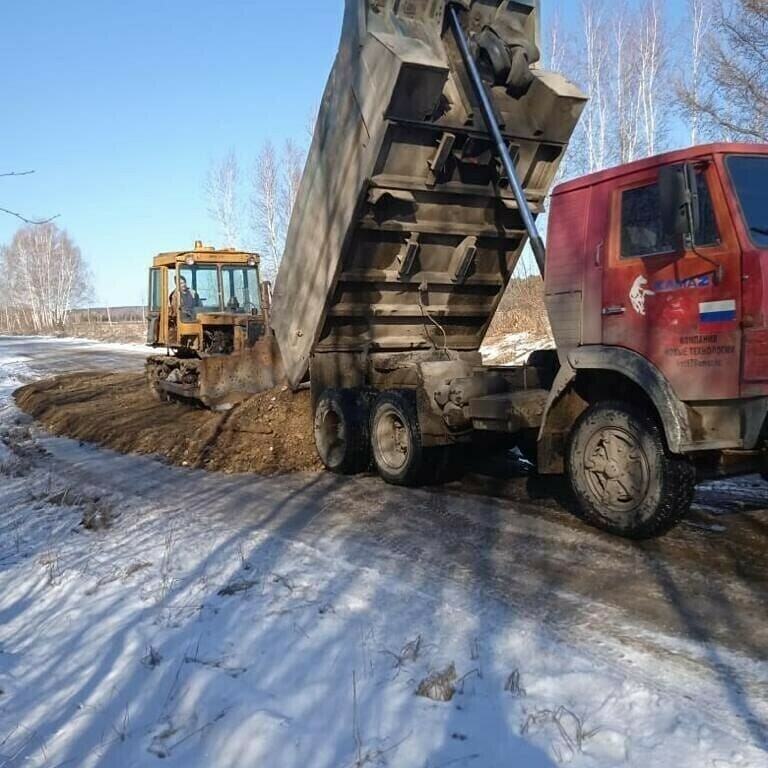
0,1,345,306
1,1,689,307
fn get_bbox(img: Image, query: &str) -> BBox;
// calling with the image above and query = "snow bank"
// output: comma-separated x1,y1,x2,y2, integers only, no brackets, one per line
1,334,147,355
0,356,35,393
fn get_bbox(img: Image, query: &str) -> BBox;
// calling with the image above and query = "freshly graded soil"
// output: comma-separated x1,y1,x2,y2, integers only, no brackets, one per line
14,373,322,475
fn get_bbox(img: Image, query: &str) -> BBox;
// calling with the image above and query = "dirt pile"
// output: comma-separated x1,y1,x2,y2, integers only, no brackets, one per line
14,373,322,475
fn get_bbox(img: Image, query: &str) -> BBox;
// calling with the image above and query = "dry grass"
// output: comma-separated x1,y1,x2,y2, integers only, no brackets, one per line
0,320,145,345
487,276,551,338
415,663,458,702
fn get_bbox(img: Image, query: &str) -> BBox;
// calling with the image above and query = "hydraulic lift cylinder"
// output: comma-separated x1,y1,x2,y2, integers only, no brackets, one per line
446,3,547,274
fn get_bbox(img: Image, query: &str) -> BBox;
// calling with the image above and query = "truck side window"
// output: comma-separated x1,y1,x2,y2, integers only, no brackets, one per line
621,173,719,259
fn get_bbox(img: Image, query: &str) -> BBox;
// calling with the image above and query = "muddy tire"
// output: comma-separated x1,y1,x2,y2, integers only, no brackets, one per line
314,389,372,475
370,390,424,487
567,401,695,539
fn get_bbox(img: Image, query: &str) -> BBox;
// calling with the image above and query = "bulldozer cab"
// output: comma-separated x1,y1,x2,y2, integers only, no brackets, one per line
147,243,264,352
146,242,283,408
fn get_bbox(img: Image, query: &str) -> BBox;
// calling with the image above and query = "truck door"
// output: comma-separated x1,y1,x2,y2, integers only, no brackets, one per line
601,161,742,401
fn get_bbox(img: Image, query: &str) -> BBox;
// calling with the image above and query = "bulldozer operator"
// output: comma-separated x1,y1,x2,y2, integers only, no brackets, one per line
170,276,199,321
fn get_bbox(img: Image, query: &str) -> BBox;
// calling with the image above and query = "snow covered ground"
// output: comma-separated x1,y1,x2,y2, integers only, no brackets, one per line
0,337,766,767
481,332,554,366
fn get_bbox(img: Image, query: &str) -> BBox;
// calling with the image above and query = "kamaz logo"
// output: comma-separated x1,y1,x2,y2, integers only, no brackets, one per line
652,275,711,293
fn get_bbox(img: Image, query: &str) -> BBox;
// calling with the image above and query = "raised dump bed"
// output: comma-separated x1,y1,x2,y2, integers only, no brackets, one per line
272,0,586,390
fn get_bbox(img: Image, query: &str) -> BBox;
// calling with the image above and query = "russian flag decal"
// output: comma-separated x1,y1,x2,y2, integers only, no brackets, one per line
699,300,736,324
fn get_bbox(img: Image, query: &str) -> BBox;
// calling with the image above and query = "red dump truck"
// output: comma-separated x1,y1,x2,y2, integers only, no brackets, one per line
268,1,768,539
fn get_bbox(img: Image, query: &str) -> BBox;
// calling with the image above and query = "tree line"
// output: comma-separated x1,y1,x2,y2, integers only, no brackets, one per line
203,139,307,282
550,0,766,178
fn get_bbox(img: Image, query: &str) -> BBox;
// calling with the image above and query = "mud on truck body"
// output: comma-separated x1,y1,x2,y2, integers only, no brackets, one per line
146,243,282,408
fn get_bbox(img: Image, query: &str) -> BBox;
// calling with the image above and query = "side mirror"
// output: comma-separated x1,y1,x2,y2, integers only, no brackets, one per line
659,162,701,242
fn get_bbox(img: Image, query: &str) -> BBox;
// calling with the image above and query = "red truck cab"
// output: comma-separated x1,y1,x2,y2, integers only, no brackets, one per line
536,144,768,534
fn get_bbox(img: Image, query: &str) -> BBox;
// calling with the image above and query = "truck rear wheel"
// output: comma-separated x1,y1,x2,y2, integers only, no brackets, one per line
370,390,424,487
567,401,695,539
314,389,372,475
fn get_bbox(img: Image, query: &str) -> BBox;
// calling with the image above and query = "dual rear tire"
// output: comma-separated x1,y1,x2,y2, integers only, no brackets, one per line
313,389,373,475
314,388,442,486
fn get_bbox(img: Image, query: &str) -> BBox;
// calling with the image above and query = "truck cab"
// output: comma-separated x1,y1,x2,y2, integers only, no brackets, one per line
539,144,768,520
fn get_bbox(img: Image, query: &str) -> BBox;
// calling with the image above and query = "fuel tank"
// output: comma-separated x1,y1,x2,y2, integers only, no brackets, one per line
272,0,587,388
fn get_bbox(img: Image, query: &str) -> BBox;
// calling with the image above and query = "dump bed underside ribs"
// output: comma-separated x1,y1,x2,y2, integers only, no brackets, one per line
316,116,565,353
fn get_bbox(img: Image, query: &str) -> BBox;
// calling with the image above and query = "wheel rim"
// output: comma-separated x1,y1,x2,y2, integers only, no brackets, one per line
375,406,411,471
316,406,345,466
583,426,651,514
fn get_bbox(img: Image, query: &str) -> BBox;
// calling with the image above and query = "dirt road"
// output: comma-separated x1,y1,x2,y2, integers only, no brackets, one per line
2,336,767,762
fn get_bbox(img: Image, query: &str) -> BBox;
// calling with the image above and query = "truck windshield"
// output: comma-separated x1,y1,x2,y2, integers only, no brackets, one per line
222,266,261,313
727,156,768,248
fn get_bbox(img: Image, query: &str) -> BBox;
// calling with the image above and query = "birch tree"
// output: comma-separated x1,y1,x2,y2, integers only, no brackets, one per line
611,3,643,164
204,150,242,248
550,0,673,175
637,0,667,156
679,0,768,142
680,0,713,145
2,224,92,330
250,140,307,280
251,141,283,279
579,0,610,173
280,139,305,238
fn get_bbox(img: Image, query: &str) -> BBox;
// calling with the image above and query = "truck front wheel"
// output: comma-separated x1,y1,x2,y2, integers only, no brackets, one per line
370,390,424,487
567,401,695,539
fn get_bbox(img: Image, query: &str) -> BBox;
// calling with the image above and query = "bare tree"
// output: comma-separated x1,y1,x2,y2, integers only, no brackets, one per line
545,5,565,73
280,140,306,235
679,0,714,145
549,0,673,176
579,0,610,172
1,170,59,225
250,140,307,280
637,0,668,156
2,224,92,330
252,141,283,279
679,0,768,142
611,2,643,163
202,138,308,281
204,150,242,248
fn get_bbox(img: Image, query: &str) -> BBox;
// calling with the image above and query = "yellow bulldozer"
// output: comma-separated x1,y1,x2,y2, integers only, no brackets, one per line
145,242,283,408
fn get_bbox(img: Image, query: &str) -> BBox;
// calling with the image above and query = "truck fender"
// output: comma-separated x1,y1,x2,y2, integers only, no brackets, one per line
538,346,694,458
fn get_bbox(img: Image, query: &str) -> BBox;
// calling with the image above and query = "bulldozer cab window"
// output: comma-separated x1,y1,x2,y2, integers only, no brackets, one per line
621,172,719,259
178,266,221,318
148,269,162,313
222,266,261,313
